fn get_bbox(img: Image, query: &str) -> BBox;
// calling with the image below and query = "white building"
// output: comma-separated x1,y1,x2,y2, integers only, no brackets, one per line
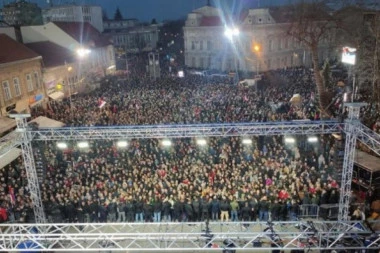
42,5,104,32
183,5,333,73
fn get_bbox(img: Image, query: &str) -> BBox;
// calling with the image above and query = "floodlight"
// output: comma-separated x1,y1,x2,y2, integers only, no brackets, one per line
196,139,207,146
232,28,240,36
117,141,128,148
224,27,239,40
161,139,172,147
242,138,252,145
76,48,91,57
77,141,89,148
307,136,318,143
284,137,295,144
56,142,67,149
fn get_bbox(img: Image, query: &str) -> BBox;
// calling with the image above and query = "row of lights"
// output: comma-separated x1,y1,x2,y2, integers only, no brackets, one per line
55,138,254,149
284,136,318,144
56,137,317,149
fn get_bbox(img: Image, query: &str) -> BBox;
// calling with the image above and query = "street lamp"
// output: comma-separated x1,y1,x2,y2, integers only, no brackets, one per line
252,44,261,76
64,61,73,113
224,26,240,83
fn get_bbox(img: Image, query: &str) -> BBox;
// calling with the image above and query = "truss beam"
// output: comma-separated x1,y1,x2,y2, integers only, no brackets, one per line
0,131,22,158
10,115,46,224
356,124,380,156
30,121,342,141
0,221,377,252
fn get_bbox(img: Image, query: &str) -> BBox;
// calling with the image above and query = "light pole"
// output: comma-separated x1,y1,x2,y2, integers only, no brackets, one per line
148,52,160,80
253,44,260,76
66,64,73,113
224,27,240,83
76,47,91,93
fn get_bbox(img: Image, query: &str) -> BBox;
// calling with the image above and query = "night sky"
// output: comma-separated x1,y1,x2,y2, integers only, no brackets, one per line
1,0,292,22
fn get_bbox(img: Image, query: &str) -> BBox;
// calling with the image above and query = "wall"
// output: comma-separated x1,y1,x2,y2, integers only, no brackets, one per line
0,58,45,115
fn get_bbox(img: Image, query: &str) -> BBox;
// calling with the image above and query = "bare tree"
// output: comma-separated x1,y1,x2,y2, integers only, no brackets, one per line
286,1,337,116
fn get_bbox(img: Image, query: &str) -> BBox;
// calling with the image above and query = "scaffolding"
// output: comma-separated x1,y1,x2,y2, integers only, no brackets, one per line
9,114,46,224
0,103,379,251
0,221,378,251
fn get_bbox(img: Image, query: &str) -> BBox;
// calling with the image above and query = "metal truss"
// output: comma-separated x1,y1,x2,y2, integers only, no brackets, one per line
11,115,46,224
356,124,380,156
0,221,378,252
338,104,364,221
0,131,22,158
30,120,342,141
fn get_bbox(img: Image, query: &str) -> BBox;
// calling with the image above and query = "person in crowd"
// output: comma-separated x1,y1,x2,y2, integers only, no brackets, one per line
220,199,230,222
230,197,239,222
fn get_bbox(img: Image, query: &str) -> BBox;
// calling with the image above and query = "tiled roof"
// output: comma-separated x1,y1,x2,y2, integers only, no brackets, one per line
25,41,75,68
0,34,40,65
200,16,222,26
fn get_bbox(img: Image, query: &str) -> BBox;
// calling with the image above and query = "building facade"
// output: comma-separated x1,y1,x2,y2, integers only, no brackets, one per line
103,19,159,54
0,0,43,26
183,6,333,73
0,34,45,116
42,5,104,32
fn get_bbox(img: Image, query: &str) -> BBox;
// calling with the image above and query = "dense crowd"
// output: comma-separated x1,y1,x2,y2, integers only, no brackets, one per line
0,66,375,223
32,68,321,126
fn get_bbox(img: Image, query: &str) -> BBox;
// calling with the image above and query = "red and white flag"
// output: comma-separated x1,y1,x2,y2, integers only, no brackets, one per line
98,98,106,108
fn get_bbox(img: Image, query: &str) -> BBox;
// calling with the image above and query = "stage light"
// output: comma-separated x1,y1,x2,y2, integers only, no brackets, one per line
77,141,89,148
242,138,252,145
117,141,128,147
284,137,295,144
307,136,318,143
56,142,67,149
161,139,172,147
196,138,207,146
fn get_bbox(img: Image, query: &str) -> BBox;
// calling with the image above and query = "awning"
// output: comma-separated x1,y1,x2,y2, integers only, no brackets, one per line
30,116,65,128
29,99,44,108
48,91,64,100
0,148,21,169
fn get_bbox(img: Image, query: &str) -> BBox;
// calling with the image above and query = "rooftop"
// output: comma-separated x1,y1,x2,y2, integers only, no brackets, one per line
0,34,40,65
25,41,75,68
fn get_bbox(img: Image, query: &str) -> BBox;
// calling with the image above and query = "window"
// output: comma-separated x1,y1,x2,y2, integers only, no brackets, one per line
26,74,33,91
268,40,273,52
191,57,195,67
207,41,212,50
34,72,40,88
200,41,203,50
200,57,204,68
13,77,21,97
277,39,282,50
191,41,195,50
285,38,288,49
2,80,12,101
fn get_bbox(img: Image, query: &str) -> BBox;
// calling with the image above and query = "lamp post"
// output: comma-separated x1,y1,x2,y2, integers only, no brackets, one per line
253,44,260,76
75,47,91,93
224,27,240,84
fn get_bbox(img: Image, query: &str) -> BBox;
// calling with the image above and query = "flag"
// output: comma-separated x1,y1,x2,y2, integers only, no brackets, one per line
8,186,15,206
98,98,106,108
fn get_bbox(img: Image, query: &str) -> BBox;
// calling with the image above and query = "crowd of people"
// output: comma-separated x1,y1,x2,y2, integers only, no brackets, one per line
0,66,375,223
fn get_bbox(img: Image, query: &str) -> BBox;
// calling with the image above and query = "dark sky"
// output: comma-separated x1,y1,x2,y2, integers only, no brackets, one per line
1,0,292,22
